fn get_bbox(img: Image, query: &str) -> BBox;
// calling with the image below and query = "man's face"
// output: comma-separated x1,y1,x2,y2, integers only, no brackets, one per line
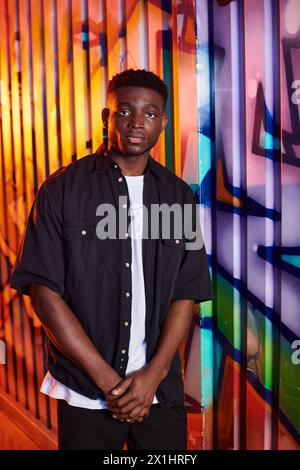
101,86,168,157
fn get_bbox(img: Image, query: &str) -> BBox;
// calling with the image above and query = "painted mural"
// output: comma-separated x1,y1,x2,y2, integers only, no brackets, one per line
0,0,299,450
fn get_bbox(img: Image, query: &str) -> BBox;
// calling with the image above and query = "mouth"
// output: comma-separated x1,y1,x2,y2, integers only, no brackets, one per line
124,134,145,144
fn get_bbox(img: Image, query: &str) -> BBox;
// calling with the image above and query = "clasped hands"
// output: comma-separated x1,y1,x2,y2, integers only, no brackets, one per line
104,366,161,424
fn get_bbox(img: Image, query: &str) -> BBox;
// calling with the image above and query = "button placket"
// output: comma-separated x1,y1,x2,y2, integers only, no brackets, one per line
114,175,132,374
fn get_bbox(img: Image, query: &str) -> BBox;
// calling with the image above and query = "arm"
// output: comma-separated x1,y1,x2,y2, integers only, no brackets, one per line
105,299,194,421
29,283,123,394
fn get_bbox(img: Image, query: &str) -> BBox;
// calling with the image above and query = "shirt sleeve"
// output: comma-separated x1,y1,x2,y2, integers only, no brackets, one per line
10,178,65,297
171,190,213,304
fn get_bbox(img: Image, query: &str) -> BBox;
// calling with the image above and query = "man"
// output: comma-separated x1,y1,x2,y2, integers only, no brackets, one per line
10,69,212,450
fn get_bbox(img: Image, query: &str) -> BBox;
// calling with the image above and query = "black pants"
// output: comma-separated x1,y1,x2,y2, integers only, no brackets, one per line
57,399,187,450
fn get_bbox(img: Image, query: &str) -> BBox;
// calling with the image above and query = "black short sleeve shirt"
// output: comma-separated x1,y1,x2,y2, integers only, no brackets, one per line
10,144,213,407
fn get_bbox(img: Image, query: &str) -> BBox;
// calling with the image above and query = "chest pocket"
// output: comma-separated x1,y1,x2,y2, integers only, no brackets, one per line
160,237,185,283
63,223,106,278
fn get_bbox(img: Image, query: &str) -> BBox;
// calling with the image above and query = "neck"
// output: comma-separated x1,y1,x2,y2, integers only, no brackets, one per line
108,147,150,176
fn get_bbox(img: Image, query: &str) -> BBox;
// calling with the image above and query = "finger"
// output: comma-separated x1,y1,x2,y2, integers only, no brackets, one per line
111,403,144,422
109,398,141,416
130,407,150,423
135,414,148,423
108,377,133,399
107,392,139,410
124,405,149,422
112,414,125,422
111,404,140,420
111,403,139,418
125,417,136,423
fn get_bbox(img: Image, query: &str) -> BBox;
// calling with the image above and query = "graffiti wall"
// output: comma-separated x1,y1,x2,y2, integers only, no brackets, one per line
0,0,299,450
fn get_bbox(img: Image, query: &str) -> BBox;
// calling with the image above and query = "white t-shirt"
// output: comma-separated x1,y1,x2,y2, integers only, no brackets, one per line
40,174,158,408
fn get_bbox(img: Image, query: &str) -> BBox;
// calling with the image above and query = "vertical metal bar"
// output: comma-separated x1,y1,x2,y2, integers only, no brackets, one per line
161,0,174,173
269,0,282,450
52,0,62,168
195,0,213,450
237,0,248,451
206,0,218,450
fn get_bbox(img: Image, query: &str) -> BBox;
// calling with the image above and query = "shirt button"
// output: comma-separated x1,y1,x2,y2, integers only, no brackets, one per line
125,262,130,268
175,239,180,244
121,349,126,354
114,164,118,169
122,204,127,209
119,365,123,370
125,233,129,238
81,230,87,236
125,292,130,297
118,177,123,182
121,358,124,362
124,321,129,326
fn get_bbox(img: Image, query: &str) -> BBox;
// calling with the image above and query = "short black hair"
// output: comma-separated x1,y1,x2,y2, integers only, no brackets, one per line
107,68,168,110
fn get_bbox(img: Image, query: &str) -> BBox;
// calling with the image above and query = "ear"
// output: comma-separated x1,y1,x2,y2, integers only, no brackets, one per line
101,108,109,128
160,113,168,132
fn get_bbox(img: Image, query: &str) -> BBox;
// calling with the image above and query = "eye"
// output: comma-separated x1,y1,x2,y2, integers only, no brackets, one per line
118,109,131,117
145,112,156,119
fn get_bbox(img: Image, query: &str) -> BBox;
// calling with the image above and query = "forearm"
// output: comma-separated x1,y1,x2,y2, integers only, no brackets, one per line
147,299,195,380
29,283,122,393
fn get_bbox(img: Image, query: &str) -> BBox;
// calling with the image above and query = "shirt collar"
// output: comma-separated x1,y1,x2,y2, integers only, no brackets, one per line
94,143,167,182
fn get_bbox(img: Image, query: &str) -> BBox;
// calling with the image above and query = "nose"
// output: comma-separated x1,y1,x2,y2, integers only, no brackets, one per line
128,113,144,128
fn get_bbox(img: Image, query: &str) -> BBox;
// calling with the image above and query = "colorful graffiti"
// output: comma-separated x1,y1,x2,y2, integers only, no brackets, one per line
194,0,300,450
0,0,299,450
